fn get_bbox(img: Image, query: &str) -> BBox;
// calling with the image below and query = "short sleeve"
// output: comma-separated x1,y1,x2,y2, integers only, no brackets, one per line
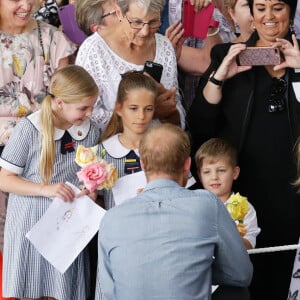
0,118,35,174
41,22,77,69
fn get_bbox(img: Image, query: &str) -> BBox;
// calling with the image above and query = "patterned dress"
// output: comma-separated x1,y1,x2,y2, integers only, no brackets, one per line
76,33,185,130
0,20,76,146
0,111,100,299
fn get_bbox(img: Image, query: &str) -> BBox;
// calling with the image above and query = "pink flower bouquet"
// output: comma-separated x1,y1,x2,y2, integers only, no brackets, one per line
75,145,118,192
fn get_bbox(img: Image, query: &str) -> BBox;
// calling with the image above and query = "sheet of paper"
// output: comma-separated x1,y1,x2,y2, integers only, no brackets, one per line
292,82,300,102
26,182,106,273
112,171,197,206
112,171,147,206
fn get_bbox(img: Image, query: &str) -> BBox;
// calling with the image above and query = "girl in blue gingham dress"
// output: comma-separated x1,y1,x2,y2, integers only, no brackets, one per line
94,71,157,300
0,65,100,300
97,71,158,210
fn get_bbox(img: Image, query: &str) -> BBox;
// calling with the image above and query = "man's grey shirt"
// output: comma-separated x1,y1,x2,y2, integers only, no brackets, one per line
96,178,253,300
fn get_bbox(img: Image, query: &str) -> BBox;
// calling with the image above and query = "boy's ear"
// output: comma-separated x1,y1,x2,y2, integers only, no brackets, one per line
233,166,240,180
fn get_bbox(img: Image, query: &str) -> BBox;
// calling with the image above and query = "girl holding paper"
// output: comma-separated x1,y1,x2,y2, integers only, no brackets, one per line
0,65,99,300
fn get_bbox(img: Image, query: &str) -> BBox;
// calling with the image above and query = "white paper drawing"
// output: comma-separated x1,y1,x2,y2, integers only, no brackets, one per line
26,182,106,273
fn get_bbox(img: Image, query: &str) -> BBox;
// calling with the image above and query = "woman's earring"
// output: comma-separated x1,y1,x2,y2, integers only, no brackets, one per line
234,23,240,35
252,24,256,31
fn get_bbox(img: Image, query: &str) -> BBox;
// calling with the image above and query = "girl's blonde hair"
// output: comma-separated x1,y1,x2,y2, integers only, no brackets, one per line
39,65,98,184
100,71,158,141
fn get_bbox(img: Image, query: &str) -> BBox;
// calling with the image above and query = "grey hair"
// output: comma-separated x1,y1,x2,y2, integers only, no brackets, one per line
116,0,165,15
76,0,114,35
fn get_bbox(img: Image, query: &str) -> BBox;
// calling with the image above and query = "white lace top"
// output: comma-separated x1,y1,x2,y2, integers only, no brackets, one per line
76,32,185,130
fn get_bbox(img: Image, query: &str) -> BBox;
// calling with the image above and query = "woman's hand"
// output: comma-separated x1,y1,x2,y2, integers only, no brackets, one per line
189,0,212,12
154,84,180,125
203,43,251,105
165,21,185,61
214,43,252,81
40,183,76,202
272,34,300,71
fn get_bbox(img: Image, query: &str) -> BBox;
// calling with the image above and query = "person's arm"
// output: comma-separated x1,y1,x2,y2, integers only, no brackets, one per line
203,43,251,105
97,218,114,300
242,203,261,249
178,31,222,76
157,36,186,128
0,118,77,202
186,43,237,148
213,198,253,286
58,56,70,68
165,21,222,76
0,168,76,202
272,34,300,71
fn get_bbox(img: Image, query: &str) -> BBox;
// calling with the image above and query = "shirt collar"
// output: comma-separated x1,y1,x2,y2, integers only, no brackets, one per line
28,110,91,141
102,134,140,158
143,178,180,192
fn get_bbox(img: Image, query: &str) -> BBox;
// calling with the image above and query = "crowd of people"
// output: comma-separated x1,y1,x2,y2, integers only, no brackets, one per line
0,0,300,299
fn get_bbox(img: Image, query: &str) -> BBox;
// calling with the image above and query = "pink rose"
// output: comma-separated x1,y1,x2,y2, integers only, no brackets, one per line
77,162,107,192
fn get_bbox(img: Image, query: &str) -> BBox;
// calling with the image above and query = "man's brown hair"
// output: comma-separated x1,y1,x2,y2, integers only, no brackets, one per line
139,124,190,177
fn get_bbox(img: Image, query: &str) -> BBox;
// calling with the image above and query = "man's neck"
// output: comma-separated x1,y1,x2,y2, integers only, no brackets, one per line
146,173,184,187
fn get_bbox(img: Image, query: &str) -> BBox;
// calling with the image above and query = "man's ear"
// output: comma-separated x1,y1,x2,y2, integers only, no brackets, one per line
140,159,145,171
184,157,191,173
233,166,240,180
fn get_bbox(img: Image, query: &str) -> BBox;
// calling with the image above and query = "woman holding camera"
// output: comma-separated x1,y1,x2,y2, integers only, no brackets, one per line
187,1,300,299
76,0,185,131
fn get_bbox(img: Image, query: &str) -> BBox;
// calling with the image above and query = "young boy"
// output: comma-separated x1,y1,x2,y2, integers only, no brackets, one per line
195,138,260,250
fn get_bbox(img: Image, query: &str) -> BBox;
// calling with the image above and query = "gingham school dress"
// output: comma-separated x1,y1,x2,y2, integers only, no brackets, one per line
98,134,142,210
0,111,100,299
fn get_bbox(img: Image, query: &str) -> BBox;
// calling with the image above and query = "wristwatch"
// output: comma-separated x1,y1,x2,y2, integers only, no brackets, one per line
209,71,224,87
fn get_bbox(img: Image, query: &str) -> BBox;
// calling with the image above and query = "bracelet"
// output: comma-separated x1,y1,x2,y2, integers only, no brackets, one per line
208,72,224,87
207,27,220,37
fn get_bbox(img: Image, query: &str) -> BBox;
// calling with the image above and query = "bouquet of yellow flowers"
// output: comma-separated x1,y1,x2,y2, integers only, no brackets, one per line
75,145,118,192
226,193,250,224
226,193,250,237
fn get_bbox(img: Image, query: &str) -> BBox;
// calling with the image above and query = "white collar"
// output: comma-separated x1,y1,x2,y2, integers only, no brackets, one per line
28,110,91,141
102,134,140,158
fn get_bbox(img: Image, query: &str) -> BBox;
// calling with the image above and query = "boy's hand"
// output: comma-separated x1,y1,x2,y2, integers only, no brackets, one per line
237,223,247,237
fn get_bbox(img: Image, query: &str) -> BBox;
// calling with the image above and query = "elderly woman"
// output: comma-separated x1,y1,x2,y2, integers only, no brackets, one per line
187,0,299,299
76,0,117,36
75,0,185,130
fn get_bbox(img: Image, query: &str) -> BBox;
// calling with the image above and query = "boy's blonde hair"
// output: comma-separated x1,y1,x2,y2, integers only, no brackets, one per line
39,65,99,184
195,138,238,171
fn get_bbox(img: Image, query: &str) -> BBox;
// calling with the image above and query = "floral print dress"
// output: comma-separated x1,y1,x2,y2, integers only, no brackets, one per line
0,20,76,146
